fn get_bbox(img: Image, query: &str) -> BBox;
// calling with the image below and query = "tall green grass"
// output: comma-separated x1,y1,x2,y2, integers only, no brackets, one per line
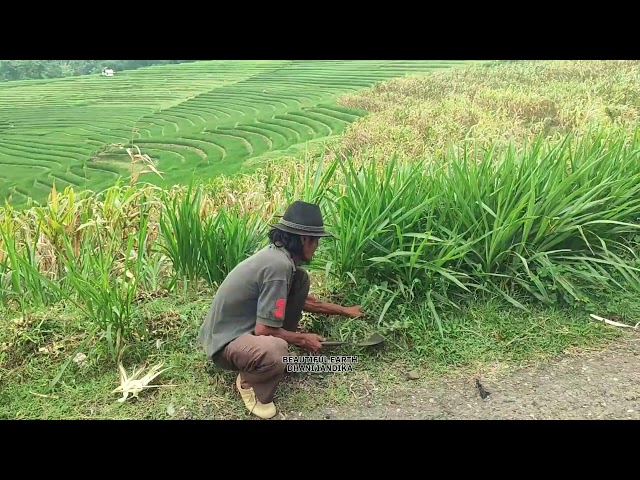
318,129,640,333
159,183,267,288
435,132,640,307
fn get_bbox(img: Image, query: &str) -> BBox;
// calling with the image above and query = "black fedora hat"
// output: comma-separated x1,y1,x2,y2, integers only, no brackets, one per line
271,201,333,237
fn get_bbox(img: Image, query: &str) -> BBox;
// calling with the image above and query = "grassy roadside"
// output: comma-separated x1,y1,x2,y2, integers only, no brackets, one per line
1,287,634,419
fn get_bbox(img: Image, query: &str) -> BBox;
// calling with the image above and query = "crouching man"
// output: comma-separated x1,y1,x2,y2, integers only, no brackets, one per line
197,201,364,419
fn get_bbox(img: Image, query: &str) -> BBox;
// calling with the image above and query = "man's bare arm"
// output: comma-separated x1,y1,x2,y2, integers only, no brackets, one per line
303,294,364,318
254,322,324,352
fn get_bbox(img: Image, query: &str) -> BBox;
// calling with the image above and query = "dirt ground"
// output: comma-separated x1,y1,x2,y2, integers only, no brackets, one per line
291,334,640,420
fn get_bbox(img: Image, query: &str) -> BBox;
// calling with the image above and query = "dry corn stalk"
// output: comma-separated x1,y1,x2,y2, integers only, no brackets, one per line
589,314,640,329
126,145,164,185
111,361,172,402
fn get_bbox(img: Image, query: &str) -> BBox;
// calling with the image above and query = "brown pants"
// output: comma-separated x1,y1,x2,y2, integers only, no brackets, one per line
212,267,310,403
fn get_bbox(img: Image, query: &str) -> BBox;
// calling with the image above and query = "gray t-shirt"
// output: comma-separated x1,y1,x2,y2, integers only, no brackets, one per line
197,243,297,359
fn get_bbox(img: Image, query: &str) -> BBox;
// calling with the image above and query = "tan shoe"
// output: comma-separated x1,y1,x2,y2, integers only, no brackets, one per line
236,373,277,419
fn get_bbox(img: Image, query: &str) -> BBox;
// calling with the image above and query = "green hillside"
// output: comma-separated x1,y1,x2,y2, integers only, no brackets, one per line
0,60,477,205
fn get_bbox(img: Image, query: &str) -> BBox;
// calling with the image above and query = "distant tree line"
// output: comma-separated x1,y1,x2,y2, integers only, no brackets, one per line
0,60,196,82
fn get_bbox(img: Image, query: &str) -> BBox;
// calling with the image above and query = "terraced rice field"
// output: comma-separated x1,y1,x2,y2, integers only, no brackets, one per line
0,60,476,205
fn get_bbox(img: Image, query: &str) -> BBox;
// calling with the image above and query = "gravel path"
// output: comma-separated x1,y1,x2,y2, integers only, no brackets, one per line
297,335,640,420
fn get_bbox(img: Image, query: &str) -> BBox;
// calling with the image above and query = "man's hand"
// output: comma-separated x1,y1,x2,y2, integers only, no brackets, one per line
342,305,365,318
299,333,325,353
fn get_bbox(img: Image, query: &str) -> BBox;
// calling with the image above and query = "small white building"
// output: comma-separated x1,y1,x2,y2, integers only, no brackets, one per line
102,67,114,77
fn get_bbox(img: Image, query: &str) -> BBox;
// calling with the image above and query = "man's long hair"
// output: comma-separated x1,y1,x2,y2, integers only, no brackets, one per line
268,227,303,255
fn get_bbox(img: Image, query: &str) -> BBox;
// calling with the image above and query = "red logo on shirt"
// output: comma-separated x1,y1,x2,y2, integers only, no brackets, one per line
274,299,286,319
